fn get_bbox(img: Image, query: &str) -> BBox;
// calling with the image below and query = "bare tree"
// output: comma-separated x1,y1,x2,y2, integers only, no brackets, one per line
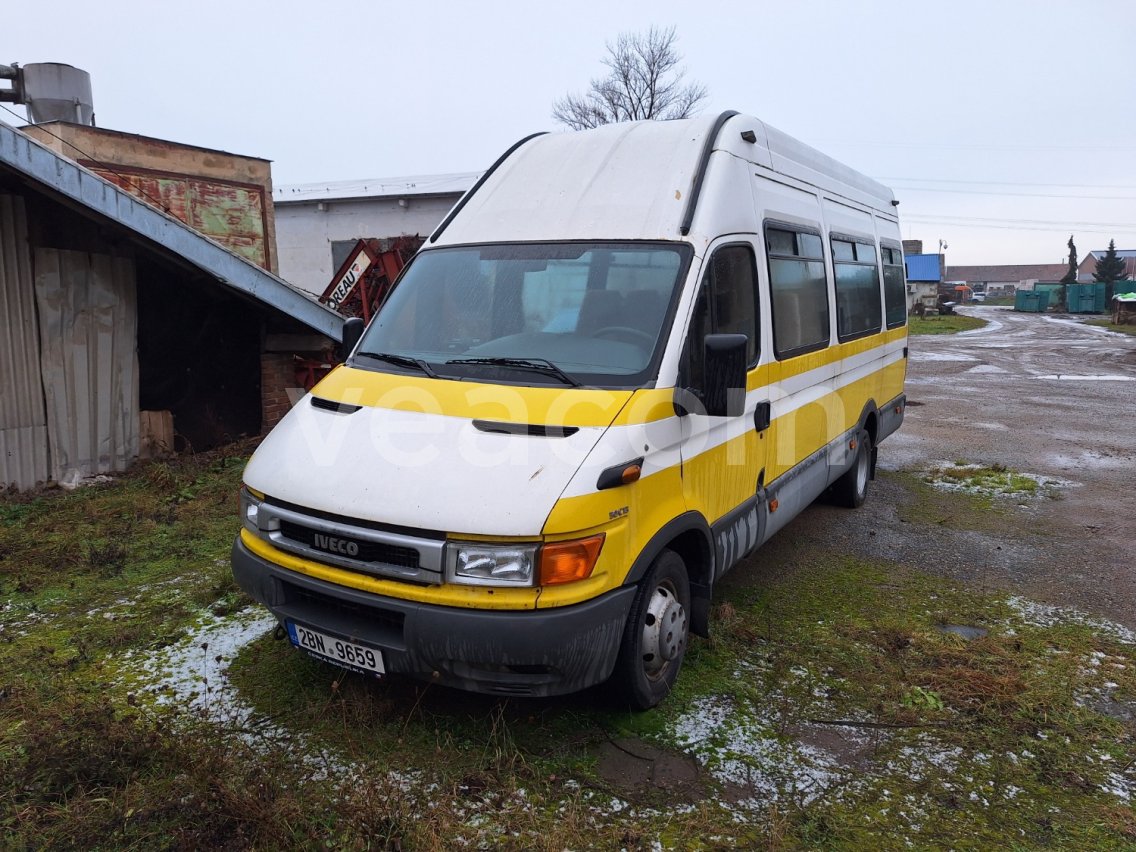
553,26,708,130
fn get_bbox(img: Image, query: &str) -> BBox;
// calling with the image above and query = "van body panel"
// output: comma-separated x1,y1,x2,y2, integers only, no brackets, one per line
311,365,633,427
437,118,719,245
243,396,607,537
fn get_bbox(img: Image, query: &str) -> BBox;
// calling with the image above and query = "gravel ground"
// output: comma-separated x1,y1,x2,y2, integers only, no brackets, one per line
725,306,1136,630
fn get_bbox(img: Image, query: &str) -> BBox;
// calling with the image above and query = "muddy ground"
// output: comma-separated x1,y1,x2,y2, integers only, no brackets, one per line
853,307,1135,627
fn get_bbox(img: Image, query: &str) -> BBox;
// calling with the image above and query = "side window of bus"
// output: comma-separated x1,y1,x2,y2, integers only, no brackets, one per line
881,246,908,328
766,226,829,358
832,237,883,341
685,244,759,391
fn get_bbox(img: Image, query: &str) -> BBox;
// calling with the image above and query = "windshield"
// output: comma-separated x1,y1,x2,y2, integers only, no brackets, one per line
353,242,690,387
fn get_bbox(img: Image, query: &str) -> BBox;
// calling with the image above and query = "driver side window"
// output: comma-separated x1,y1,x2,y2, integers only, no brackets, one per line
684,244,759,390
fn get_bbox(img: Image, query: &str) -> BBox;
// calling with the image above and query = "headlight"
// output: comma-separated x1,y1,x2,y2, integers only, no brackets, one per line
445,534,606,588
240,487,262,534
446,543,538,587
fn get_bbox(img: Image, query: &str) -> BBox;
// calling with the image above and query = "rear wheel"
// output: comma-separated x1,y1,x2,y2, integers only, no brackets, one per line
611,549,690,710
831,429,871,508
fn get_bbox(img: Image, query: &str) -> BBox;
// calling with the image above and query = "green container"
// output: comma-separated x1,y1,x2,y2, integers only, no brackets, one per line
1034,282,1063,302
1015,291,1049,312
1067,282,1105,314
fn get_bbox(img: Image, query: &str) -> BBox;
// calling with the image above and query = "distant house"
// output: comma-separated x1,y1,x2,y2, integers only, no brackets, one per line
1076,249,1136,283
273,173,479,296
904,253,943,311
945,264,1068,296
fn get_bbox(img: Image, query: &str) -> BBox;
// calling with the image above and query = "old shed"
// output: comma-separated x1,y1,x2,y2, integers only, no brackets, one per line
0,121,343,490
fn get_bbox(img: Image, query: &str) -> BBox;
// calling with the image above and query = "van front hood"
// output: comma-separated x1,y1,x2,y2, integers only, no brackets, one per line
244,375,632,536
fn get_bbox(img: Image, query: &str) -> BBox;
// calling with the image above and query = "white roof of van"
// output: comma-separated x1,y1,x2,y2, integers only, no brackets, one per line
431,113,895,247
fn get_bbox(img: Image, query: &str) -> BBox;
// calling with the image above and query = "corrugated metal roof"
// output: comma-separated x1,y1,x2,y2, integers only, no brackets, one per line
903,254,942,282
0,121,344,340
274,172,480,204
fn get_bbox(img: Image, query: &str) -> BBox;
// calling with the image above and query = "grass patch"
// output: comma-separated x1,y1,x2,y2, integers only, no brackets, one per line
1086,318,1136,337
2,454,1134,848
919,462,1065,499
909,314,988,335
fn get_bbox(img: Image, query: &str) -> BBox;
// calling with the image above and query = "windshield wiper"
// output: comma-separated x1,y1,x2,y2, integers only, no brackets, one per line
445,357,582,387
354,351,439,379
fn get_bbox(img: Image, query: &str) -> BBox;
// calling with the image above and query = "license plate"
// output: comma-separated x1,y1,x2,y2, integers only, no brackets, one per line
286,621,385,676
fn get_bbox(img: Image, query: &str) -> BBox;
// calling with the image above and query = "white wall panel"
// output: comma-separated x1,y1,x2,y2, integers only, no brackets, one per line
0,194,49,490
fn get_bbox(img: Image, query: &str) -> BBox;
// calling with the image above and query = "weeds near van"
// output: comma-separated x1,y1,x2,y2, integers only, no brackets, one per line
2,459,1135,848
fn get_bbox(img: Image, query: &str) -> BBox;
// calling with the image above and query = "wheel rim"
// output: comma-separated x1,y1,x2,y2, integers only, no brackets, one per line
640,578,687,680
855,443,869,496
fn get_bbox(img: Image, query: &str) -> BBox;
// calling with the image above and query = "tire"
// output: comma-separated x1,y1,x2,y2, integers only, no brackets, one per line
610,549,691,710
831,429,871,508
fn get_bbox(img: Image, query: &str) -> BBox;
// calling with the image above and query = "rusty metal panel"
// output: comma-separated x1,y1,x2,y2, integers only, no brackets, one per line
0,193,49,490
0,122,342,340
34,248,139,484
93,167,268,269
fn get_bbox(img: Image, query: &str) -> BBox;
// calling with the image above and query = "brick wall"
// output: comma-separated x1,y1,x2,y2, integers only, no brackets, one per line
261,352,299,432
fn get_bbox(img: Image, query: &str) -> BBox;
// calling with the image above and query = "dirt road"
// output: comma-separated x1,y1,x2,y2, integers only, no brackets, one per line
739,307,1136,630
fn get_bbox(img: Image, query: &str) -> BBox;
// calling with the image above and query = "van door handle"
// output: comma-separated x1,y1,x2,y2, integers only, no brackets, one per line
754,401,771,433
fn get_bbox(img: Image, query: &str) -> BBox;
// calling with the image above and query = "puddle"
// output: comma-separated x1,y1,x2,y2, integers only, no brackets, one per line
595,737,704,803
966,365,1009,374
938,624,988,641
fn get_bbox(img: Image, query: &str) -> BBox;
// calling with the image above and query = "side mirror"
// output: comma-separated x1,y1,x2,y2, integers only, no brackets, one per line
340,317,364,362
702,334,747,417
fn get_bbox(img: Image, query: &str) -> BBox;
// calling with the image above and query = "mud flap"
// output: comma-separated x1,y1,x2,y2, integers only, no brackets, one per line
690,583,711,638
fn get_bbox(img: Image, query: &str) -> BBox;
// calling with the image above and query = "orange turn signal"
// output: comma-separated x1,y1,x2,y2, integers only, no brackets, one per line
539,534,605,586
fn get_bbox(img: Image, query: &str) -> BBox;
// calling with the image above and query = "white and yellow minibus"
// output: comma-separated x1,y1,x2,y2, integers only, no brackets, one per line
232,112,908,708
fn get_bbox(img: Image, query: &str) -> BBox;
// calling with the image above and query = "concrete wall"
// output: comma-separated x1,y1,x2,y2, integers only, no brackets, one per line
274,195,460,295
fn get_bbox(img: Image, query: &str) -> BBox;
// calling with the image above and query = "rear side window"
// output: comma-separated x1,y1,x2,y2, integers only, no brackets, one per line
831,237,883,341
766,225,829,358
685,244,759,390
881,245,907,328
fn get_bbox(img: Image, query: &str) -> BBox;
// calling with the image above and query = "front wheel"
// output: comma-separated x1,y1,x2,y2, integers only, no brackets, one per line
610,549,691,710
830,429,871,508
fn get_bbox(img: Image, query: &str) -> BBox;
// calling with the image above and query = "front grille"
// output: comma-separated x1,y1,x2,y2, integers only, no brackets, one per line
279,520,420,569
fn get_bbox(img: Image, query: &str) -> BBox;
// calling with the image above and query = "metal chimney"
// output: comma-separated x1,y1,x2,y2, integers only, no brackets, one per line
1,62,95,125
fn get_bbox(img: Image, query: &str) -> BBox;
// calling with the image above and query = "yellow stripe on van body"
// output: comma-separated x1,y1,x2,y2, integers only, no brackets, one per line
683,352,906,512
312,365,633,428
240,528,541,610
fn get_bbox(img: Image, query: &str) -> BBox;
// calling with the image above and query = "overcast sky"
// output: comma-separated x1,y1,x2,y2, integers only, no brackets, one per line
8,0,1135,266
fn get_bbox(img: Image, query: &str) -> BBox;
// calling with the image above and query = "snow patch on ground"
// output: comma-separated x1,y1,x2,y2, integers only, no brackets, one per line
908,352,978,362
670,694,873,808
116,607,358,782
1005,596,1136,645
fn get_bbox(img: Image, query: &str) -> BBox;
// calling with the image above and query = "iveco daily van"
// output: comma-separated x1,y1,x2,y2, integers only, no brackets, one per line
232,112,908,708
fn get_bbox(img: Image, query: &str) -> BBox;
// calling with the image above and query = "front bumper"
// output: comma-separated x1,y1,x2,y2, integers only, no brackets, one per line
231,536,635,697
